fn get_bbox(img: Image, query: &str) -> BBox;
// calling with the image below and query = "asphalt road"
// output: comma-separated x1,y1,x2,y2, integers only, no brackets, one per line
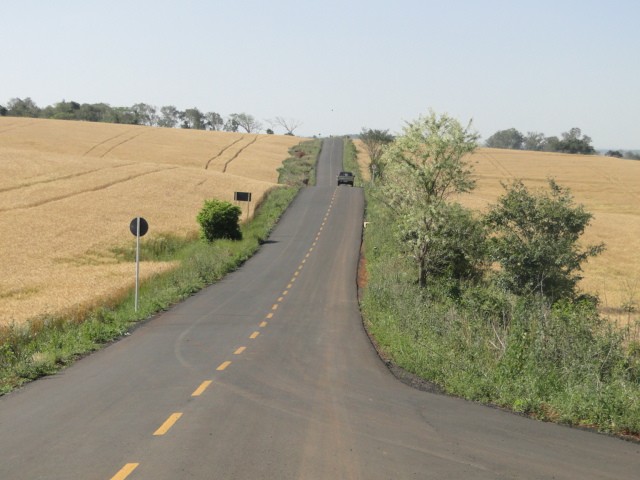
1,138,639,479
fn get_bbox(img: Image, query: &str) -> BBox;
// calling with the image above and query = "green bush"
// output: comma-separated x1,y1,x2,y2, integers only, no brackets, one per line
197,199,242,242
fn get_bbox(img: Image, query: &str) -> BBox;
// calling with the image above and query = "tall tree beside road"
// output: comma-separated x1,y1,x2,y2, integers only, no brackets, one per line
379,111,479,287
360,128,394,180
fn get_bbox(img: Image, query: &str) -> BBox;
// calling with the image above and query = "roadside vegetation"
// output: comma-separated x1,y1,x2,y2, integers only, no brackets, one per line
0,141,319,394
355,112,640,438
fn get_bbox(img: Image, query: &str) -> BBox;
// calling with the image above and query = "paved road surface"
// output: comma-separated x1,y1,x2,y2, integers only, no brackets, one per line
0,138,638,479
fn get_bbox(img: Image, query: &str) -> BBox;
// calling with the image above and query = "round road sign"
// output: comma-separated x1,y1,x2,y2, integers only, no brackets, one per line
130,217,149,237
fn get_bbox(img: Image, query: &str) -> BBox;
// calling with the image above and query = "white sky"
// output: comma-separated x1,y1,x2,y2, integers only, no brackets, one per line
2,0,639,149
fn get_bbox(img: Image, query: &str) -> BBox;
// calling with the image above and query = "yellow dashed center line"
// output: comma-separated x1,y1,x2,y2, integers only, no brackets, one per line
153,413,182,436
266,313,274,319
234,346,246,355
191,380,212,397
217,361,232,371
260,321,268,327
250,331,260,339
272,303,279,310
287,283,293,289
110,463,139,480
278,296,284,302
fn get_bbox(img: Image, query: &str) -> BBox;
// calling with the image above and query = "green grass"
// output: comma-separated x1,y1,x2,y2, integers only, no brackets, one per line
342,137,364,186
0,141,319,395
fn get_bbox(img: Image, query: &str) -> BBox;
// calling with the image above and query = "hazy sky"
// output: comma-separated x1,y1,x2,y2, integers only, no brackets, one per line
3,0,639,148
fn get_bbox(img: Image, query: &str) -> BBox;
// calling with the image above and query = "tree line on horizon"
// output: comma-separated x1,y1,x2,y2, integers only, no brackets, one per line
485,126,640,159
0,97,303,136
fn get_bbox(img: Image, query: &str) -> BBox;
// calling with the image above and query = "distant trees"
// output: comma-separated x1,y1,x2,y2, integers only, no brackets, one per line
1,97,291,135
228,113,262,133
485,126,596,155
485,128,524,150
359,128,394,180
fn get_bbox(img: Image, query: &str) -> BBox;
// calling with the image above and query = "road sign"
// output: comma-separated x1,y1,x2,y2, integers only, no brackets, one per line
234,192,252,202
130,217,149,237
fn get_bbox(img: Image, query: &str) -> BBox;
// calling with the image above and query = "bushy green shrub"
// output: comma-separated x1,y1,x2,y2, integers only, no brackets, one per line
196,199,242,242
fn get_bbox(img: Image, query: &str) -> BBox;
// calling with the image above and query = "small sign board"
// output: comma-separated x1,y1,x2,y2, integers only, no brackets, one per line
130,217,149,237
234,192,252,202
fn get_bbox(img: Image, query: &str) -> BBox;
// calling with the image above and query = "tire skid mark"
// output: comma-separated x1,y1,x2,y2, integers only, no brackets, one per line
222,135,260,173
204,136,246,170
0,163,136,194
0,165,179,213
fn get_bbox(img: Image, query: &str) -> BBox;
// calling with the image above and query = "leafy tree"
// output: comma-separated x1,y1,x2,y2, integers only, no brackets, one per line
359,128,394,181
7,97,40,117
605,150,623,158
131,103,158,126
223,116,239,132
379,110,479,287
544,135,560,152
0,104,7,116
229,113,261,133
205,111,224,131
624,151,640,160
182,107,205,129
485,128,524,150
158,105,182,128
523,131,546,151
556,128,595,154
196,199,242,242
485,179,604,301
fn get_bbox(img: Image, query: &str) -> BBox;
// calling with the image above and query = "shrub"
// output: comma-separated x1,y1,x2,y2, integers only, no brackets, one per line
196,199,242,242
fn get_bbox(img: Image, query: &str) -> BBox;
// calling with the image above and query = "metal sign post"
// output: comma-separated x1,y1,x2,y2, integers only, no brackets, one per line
129,217,149,312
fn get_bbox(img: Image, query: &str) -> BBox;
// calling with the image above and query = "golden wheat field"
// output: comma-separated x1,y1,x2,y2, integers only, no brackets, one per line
355,144,640,326
0,117,301,325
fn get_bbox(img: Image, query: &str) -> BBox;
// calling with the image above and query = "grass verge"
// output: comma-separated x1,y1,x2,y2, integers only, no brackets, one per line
358,151,640,440
0,141,319,395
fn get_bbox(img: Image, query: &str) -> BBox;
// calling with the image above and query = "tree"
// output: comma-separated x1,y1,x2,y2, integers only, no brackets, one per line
223,116,239,132
204,111,224,131
182,107,205,129
131,103,158,126
158,105,182,128
196,199,242,242
359,128,394,180
272,117,302,135
544,136,560,152
523,131,546,151
379,111,479,287
7,97,40,117
605,150,623,158
485,128,524,150
229,113,261,133
0,104,7,116
484,179,604,301
556,128,595,154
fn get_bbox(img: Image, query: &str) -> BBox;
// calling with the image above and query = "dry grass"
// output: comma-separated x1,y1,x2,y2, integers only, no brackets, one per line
357,146,640,325
352,139,372,182
0,117,301,325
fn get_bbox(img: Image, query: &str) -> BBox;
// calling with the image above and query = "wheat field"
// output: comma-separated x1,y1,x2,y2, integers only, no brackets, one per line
0,117,301,325
355,144,640,326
